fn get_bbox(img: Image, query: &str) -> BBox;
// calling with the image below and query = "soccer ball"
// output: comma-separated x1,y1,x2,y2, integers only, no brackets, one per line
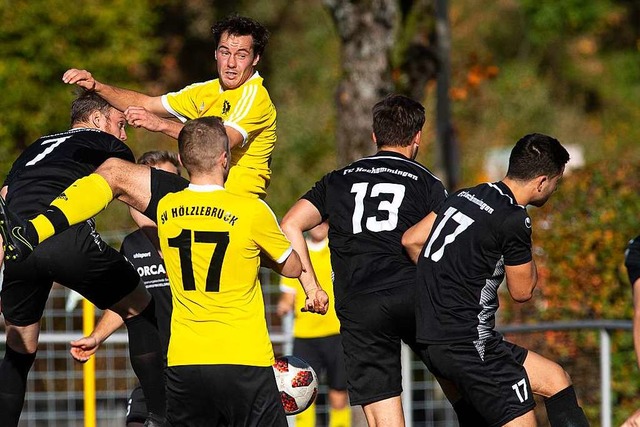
272,355,318,415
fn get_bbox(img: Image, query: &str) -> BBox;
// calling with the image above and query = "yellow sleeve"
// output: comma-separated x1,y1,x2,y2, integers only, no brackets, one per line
161,80,215,122
252,199,292,263
224,83,275,147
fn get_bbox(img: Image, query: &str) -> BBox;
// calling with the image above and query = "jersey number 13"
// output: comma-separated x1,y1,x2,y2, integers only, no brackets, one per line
350,182,406,234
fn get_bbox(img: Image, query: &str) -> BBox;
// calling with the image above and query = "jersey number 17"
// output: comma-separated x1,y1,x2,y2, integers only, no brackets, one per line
167,229,230,292
423,206,474,262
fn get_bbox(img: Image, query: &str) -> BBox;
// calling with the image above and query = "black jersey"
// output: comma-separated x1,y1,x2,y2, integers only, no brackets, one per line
303,150,447,309
120,229,172,356
416,181,533,344
3,128,134,219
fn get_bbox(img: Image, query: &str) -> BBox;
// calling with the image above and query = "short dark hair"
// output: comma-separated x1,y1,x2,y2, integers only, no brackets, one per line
178,117,228,175
137,150,181,174
212,15,269,58
70,90,112,125
372,95,426,149
506,133,570,181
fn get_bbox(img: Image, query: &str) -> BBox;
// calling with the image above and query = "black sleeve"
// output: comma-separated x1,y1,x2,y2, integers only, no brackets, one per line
500,209,533,266
625,236,640,285
106,135,135,163
428,180,448,214
301,173,330,220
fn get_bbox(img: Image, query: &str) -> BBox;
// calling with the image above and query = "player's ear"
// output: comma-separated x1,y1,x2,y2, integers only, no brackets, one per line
91,112,101,129
219,149,229,170
252,53,260,67
535,175,548,192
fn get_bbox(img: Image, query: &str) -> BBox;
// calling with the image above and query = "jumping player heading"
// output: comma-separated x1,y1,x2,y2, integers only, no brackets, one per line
0,92,166,427
0,15,276,263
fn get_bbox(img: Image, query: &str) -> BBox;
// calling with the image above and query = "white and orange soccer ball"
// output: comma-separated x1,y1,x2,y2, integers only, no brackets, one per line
272,355,319,415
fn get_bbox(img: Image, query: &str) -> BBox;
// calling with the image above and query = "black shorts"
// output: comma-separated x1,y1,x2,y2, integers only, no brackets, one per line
126,385,147,424
336,285,418,406
143,168,189,223
1,221,141,325
166,364,287,427
417,338,534,427
293,334,347,391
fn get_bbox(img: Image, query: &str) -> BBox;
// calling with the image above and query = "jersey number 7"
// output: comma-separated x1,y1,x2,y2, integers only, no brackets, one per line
167,229,230,292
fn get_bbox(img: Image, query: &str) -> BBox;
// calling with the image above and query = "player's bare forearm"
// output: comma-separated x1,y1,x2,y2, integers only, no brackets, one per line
402,211,437,263
93,309,125,342
62,68,168,116
69,309,124,363
280,199,326,306
125,106,183,139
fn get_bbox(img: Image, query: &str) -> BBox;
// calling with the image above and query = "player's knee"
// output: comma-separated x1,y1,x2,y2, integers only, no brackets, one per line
547,364,572,395
328,389,349,410
4,323,40,354
111,283,152,319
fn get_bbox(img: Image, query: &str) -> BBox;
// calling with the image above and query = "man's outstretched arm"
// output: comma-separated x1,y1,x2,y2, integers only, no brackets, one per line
62,69,168,117
70,309,124,363
280,199,329,314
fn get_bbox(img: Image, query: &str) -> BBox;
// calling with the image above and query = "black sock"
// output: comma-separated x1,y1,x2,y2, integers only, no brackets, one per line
453,398,490,427
43,206,70,236
124,301,166,419
545,385,590,427
0,346,37,427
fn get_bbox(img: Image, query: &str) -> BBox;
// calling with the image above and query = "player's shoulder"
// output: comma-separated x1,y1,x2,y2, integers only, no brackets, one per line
39,128,125,151
477,182,523,209
243,72,268,91
225,191,276,214
231,73,272,104
168,79,219,99
363,151,442,181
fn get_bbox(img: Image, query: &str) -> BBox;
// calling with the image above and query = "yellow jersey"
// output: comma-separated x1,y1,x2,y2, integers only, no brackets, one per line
161,72,276,198
280,238,341,338
157,184,292,367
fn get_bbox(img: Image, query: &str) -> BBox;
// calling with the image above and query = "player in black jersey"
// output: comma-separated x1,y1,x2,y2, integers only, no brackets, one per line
281,94,448,426
0,92,166,427
404,134,589,427
68,151,180,427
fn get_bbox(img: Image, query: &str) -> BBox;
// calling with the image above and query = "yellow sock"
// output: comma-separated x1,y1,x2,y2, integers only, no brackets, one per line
329,406,351,427
29,215,55,244
30,174,113,242
295,402,316,427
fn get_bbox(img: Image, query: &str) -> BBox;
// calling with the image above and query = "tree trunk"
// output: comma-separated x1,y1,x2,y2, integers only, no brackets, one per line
324,0,398,166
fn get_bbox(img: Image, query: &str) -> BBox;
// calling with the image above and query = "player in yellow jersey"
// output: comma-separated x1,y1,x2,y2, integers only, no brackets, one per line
277,222,351,427
160,117,326,426
0,16,277,261
62,15,274,199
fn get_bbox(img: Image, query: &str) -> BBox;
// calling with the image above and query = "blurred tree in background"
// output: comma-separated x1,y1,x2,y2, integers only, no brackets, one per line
1,0,640,423
0,0,160,174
